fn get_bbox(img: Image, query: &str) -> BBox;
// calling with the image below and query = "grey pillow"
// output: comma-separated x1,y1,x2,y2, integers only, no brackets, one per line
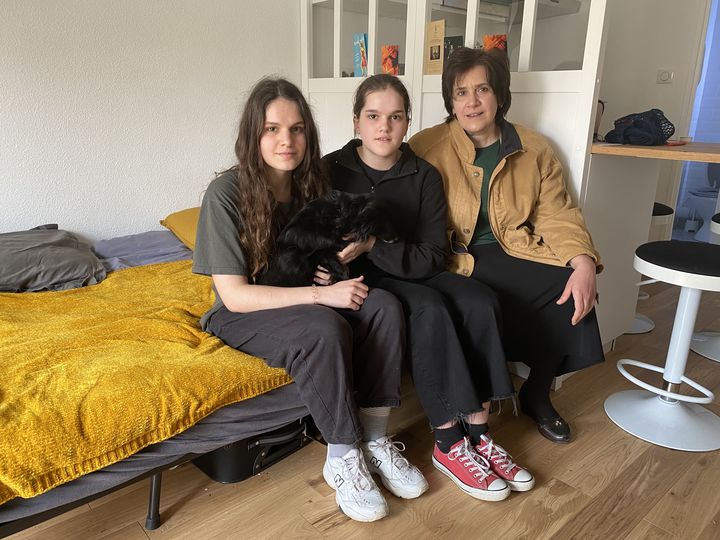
0,227,107,292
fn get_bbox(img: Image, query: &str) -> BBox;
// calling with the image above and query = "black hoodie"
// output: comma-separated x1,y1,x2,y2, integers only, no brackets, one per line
323,140,449,280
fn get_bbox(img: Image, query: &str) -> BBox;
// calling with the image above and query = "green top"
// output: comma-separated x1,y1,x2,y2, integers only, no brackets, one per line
471,139,501,245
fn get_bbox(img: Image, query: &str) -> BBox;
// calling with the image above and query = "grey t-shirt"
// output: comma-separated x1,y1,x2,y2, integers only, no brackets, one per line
192,169,294,331
192,171,249,330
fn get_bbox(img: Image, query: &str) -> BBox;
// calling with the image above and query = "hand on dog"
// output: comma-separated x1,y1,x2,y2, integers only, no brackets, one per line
337,235,376,264
317,276,369,310
313,266,334,286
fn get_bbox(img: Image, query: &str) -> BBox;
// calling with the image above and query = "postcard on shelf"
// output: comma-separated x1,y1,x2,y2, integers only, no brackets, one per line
353,32,368,77
482,34,507,52
424,20,445,75
444,35,463,61
381,45,399,75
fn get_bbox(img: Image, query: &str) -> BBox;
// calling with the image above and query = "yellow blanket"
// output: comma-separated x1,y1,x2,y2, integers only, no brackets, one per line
0,260,292,505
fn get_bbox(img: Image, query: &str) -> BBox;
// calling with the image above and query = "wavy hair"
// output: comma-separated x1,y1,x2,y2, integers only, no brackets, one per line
233,77,328,279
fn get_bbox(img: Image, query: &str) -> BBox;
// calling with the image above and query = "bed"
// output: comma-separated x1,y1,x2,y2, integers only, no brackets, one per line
0,227,311,537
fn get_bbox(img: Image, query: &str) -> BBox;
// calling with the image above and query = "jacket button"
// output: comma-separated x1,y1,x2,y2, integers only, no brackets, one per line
473,172,480,177
462,228,470,234
462,269,469,275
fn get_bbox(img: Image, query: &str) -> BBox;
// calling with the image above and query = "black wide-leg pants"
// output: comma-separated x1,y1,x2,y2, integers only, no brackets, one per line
207,288,404,444
374,271,515,428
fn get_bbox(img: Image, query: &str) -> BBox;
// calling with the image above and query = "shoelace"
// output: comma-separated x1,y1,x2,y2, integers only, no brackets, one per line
368,437,412,478
339,452,375,492
477,437,517,473
447,438,492,481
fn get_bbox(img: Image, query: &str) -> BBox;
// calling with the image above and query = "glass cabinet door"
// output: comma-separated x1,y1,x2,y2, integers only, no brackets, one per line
376,0,408,75
530,0,591,71
312,0,335,78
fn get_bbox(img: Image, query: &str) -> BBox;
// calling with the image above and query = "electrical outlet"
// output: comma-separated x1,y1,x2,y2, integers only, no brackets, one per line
656,69,674,84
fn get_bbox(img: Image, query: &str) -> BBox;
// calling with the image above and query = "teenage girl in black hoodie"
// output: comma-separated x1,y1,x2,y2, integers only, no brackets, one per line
322,75,535,501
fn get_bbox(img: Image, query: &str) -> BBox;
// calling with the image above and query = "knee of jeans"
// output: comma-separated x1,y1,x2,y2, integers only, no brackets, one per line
305,306,353,343
364,288,404,320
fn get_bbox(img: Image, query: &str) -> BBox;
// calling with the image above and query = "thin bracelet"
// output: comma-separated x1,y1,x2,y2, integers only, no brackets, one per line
311,283,319,304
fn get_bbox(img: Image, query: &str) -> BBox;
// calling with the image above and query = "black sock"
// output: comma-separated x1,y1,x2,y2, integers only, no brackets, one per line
520,364,559,419
434,423,466,454
466,423,489,446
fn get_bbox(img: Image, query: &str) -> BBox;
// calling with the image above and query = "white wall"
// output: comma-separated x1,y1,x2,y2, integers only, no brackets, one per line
598,0,710,228
1,0,300,242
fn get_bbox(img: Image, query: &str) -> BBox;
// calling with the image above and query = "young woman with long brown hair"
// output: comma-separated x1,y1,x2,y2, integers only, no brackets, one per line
192,77,426,523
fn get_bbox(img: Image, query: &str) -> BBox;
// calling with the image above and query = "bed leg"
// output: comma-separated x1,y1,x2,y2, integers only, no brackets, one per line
144,472,162,530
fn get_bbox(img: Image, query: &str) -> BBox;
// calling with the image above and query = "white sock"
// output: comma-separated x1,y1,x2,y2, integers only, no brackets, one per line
359,407,391,442
327,443,356,458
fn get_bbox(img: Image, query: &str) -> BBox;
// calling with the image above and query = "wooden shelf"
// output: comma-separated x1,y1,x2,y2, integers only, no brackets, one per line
591,142,720,163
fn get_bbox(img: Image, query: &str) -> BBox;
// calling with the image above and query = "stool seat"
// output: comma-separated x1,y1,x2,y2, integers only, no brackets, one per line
635,241,720,292
652,202,674,217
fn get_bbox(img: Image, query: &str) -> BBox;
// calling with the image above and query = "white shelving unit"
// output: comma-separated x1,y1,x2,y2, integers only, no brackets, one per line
301,0,625,348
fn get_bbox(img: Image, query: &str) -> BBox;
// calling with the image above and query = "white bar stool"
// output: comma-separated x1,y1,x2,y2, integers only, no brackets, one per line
690,213,720,362
626,203,675,334
605,240,720,451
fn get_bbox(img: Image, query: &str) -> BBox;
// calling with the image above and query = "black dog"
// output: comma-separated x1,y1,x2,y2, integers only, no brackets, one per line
260,191,396,287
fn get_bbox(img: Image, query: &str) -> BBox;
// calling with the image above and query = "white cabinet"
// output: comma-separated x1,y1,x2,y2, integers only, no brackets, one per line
301,1,639,347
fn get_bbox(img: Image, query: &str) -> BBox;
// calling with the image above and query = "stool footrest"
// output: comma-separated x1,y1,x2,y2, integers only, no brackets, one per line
616,359,714,404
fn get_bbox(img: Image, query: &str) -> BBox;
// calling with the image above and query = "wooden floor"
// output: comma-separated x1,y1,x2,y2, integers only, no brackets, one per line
11,283,720,540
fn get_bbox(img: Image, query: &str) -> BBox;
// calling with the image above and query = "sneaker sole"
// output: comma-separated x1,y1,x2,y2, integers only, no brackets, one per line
369,469,429,499
506,477,535,492
322,464,389,522
431,456,510,502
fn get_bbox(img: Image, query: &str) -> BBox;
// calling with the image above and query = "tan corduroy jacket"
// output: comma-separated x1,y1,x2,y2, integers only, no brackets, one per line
409,119,601,277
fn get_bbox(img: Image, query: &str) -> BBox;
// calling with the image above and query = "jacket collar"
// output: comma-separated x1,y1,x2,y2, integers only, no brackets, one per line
448,118,523,162
334,139,419,181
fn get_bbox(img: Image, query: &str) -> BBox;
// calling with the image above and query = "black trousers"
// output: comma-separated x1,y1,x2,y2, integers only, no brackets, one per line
374,271,514,428
207,288,404,444
469,243,605,376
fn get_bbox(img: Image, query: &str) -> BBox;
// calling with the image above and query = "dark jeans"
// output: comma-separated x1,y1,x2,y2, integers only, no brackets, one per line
374,271,514,428
207,288,404,444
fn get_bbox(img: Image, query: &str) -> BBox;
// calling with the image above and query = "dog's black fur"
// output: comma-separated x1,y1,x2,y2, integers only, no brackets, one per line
260,191,396,287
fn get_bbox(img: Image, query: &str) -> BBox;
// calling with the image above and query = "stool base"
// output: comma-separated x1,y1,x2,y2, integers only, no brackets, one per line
625,313,655,335
690,332,720,363
604,390,720,452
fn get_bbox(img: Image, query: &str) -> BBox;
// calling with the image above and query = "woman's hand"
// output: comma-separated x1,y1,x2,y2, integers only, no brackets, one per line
313,265,334,286
557,254,597,325
316,276,369,310
337,235,376,264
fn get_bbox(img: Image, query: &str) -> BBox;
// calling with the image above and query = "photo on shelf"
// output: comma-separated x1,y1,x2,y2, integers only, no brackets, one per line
353,32,368,77
424,19,445,75
381,45,399,75
444,35,463,61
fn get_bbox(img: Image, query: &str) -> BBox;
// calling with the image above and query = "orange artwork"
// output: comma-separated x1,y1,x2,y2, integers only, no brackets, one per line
482,34,507,51
381,45,399,75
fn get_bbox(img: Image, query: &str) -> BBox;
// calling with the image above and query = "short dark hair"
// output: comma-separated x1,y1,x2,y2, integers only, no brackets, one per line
441,47,511,124
353,74,412,120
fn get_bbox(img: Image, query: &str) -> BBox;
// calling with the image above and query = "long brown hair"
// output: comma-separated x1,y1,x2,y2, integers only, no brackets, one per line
233,77,328,279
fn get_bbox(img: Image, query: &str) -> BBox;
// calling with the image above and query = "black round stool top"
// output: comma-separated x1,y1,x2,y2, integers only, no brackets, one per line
652,202,674,217
636,241,720,277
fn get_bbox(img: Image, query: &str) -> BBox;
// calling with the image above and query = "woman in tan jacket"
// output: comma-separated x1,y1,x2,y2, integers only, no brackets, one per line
409,47,604,444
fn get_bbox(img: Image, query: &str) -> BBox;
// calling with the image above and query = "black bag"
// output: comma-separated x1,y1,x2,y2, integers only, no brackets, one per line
604,108,675,146
191,417,314,483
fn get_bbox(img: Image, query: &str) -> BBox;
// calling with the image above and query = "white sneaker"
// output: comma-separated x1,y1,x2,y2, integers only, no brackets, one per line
323,447,389,522
362,436,429,499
